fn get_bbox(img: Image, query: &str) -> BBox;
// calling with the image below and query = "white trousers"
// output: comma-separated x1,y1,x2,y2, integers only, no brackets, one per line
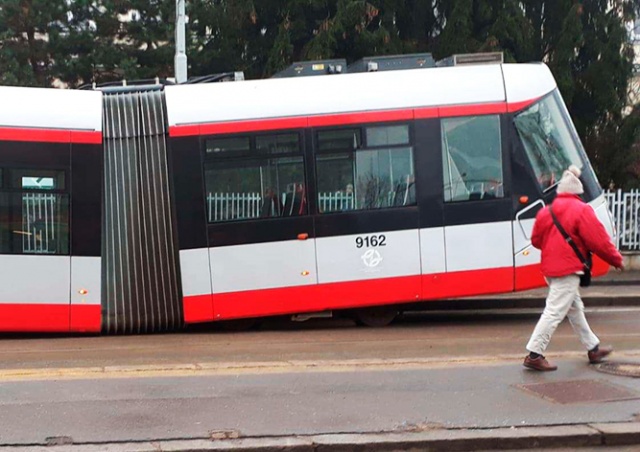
526,274,600,355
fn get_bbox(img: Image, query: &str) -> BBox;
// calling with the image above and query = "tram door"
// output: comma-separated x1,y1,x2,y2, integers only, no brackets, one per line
202,131,319,319
509,96,564,291
509,91,597,290
510,108,546,291
0,142,72,331
440,114,515,296
513,198,544,290
312,124,422,306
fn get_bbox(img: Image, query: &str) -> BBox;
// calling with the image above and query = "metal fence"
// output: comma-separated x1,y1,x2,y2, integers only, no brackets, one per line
604,189,640,251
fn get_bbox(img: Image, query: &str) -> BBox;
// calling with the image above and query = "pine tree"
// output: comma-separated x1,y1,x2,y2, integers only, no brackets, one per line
48,0,124,87
96,0,175,82
187,0,259,77
520,0,638,187
571,1,639,187
0,0,67,86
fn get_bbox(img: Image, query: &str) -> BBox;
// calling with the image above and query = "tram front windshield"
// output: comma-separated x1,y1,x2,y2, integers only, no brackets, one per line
513,91,585,192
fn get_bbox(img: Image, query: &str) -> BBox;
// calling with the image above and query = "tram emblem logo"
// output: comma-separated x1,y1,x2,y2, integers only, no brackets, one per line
361,249,383,268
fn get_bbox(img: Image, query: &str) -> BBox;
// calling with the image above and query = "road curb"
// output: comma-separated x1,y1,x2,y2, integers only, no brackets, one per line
2,422,639,451
590,422,640,446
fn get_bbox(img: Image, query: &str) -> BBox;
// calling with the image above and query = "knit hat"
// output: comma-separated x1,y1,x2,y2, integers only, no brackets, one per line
556,165,584,195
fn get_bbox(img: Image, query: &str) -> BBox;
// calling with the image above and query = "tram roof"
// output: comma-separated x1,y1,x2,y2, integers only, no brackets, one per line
165,62,556,129
0,86,102,132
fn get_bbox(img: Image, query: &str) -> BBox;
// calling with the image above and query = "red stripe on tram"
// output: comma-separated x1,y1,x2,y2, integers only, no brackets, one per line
0,127,102,144
182,265,557,324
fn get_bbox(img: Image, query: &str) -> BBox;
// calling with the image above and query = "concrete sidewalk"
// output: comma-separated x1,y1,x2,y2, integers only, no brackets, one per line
1,356,640,451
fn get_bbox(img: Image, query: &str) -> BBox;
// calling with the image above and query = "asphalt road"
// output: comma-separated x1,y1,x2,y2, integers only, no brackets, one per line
0,306,639,371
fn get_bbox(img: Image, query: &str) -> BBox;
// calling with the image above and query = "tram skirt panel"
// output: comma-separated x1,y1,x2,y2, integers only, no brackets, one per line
102,90,183,334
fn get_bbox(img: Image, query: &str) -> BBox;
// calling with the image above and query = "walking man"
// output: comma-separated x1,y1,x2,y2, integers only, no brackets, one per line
524,165,624,371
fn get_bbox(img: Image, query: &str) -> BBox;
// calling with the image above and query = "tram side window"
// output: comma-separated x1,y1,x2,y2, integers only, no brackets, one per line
513,91,584,191
203,133,307,223
441,115,504,202
0,169,70,255
316,125,415,213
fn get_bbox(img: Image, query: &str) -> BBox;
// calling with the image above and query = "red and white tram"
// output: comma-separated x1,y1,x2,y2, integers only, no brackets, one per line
0,55,617,333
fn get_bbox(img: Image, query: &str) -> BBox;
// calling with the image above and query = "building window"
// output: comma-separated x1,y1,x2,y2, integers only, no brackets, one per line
441,115,503,202
0,169,70,255
204,132,307,223
316,124,415,213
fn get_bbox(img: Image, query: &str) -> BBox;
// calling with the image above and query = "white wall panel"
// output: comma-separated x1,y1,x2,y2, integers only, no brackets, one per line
71,257,101,305
316,229,420,284
0,255,70,304
445,222,513,272
166,65,505,126
0,87,102,131
180,248,213,296
210,240,317,293
420,227,446,274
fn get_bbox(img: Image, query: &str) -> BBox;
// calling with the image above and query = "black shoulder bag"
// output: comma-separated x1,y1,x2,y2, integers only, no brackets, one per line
549,206,592,287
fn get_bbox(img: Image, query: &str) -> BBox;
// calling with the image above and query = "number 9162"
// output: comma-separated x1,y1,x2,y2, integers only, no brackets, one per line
355,234,386,248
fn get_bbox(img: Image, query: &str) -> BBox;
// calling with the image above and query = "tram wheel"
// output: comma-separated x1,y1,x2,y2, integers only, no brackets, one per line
353,306,398,327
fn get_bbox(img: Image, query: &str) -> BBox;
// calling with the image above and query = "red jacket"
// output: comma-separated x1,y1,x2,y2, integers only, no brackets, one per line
531,193,622,277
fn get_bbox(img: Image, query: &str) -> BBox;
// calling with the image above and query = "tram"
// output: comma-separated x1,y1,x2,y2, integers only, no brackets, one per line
0,53,617,333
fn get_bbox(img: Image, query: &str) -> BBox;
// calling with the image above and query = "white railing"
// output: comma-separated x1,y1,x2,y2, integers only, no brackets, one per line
319,192,355,212
604,189,640,251
207,192,263,222
207,191,358,221
22,193,59,254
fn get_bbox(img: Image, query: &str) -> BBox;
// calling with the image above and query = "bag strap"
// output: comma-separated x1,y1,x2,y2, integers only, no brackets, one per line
549,205,590,269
